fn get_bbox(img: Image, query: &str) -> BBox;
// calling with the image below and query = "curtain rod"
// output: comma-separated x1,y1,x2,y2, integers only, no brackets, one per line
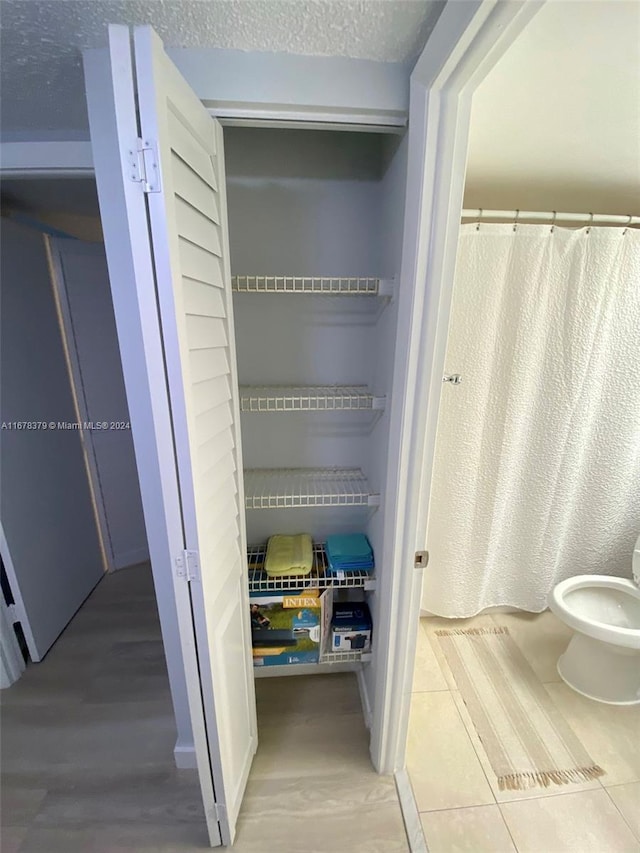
461,209,640,227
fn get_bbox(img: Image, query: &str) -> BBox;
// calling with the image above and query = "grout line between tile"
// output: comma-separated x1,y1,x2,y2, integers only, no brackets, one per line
603,786,640,844
424,631,456,690
447,688,498,807
496,800,522,851
501,782,610,804
417,801,500,815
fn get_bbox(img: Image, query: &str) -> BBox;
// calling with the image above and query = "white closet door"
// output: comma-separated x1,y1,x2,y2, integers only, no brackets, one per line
132,26,257,844
85,24,256,847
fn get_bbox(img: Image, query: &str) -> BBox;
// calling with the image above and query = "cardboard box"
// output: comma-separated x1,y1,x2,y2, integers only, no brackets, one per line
330,601,372,653
250,589,331,667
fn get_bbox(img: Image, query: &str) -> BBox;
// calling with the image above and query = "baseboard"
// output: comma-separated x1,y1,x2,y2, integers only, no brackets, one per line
356,667,372,730
395,768,427,853
173,740,197,770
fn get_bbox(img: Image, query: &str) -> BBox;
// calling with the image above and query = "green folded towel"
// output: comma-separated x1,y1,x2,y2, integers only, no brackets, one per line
264,534,313,576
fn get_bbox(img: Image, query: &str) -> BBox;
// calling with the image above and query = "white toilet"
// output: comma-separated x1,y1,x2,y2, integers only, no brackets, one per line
548,533,640,705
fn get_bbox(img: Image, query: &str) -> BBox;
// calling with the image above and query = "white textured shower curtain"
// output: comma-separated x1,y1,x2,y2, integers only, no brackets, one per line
423,223,640,616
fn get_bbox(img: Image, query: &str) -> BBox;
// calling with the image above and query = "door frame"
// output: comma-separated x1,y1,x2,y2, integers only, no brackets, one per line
373,0,545,773
46,237,150,572
46,237,115,573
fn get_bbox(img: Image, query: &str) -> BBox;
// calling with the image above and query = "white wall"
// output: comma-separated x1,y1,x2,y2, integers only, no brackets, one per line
464,0,640,215
225,127,385,275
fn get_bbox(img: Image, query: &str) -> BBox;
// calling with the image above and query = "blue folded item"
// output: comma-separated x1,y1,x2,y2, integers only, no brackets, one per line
327,560,373,574
325,534,374,574
326,534,372,560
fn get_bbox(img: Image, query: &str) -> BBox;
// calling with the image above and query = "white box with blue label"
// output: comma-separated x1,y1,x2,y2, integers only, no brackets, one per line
330,601,372,653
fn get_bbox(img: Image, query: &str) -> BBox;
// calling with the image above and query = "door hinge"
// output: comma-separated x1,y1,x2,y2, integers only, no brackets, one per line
414,550,429,569
210,801,227,823
128,138,161,193
176,550,200,582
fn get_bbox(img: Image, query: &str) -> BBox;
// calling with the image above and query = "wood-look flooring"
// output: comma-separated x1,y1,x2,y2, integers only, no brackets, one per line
1,564,408,852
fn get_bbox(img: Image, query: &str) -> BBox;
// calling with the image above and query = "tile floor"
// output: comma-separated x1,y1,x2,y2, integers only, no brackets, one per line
408,611,640,853
1,564,408,852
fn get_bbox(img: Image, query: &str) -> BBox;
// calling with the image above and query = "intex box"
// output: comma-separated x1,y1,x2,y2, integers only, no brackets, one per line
331,601,372,653
250,590,328,667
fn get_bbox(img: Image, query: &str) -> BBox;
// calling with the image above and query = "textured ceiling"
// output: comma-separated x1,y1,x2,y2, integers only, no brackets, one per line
0,0,442,136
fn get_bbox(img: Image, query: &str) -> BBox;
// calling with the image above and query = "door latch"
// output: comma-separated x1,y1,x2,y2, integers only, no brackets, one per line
414,551,429,569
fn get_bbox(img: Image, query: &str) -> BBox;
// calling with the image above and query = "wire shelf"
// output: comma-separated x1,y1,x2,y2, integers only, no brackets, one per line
320,650,373,664
244,468,380,509
253,657,369,677
247,543,374,592
239,385,385,413
231,276,393,296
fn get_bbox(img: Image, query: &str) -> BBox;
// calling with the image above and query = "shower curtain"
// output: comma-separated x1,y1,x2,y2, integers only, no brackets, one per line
422,223,640,617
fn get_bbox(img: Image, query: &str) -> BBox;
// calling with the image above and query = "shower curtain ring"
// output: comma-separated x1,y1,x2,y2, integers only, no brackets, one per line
587,212,594,233
623,214,632,235
513,210,520,232
551,211,557,234
477,209,482,231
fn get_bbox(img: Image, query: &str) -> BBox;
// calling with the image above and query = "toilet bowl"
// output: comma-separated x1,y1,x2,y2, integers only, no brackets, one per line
548,535,640,705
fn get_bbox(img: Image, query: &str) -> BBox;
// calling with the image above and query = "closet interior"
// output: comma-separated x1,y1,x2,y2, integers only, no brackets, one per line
2,119,408,754
224,126,406,681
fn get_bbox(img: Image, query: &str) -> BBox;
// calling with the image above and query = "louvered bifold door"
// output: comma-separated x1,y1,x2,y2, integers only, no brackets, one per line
133,26,257,846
